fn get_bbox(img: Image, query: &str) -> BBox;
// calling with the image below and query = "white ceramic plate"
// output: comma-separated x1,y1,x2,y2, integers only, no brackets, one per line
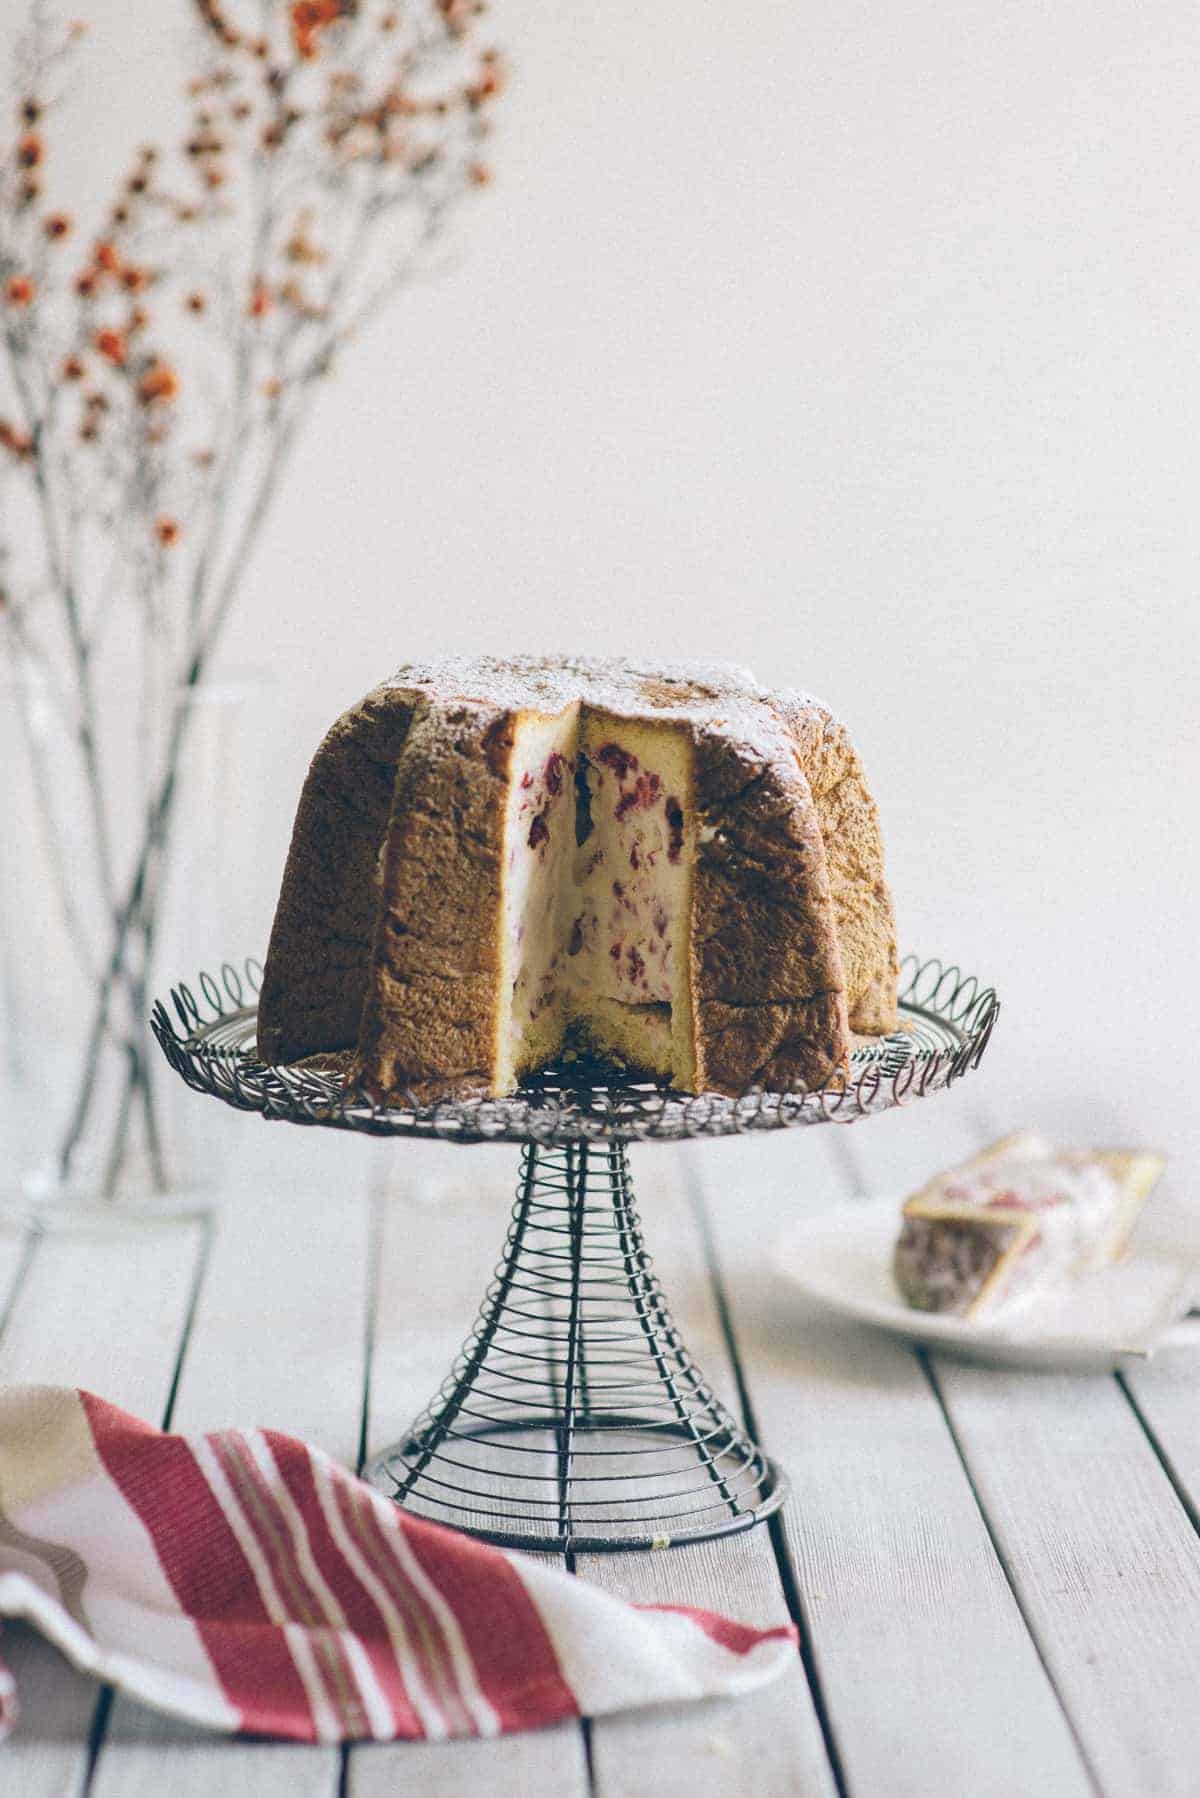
774,1195,1200,1372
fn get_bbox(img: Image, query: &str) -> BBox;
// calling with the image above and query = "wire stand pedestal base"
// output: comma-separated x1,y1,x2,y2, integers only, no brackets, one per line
153,951,999,1553
365,1139,786,1553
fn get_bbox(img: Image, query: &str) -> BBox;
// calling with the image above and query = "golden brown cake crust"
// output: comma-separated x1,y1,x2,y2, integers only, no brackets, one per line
257,686,419,1064
353,699,512,1095
771,693,899,1036
689,724,849,1093
259,656,899,1099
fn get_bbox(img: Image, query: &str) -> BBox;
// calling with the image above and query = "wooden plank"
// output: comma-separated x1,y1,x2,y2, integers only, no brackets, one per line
0,1218,205,1407
96,1705,338,1798
1122,1334,1200,1535
0,1214,205,1798
352,1137,590,1798
91,1128,374,1798
579,1145,836,1798
847,1098,1200,1798
354,1728,591,1797
928,1355,1200,1798
695,1115,1095,1798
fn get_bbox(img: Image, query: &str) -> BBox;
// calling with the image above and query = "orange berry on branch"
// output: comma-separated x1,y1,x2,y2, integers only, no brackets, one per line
291,0,343,60
61,354,85,381
467,65,503,105
94,240,121,275
137,360,180,405
17,131,44,168
155,515,180,547
44,212,72,239
248,279,272,318
94,327,127,366
0,418,33,458
5,274,35,306
436,0,472,36
285,227,324,265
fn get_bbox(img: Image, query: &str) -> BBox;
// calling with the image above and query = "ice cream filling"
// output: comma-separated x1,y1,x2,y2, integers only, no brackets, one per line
498,707,694,1091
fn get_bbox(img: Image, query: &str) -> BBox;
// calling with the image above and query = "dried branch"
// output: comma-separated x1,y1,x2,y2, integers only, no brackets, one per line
0,0,504,1193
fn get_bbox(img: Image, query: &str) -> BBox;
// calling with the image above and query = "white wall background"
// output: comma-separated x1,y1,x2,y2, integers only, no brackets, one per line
51,0,1200,1176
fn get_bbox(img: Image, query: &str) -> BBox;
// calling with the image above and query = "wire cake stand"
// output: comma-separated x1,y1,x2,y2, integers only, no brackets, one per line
152,953,998,1554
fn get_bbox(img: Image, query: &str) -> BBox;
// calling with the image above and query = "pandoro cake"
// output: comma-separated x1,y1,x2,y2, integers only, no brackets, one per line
257,656,899,1099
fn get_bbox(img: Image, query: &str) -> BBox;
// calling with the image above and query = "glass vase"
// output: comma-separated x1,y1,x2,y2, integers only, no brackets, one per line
0,664,269,1224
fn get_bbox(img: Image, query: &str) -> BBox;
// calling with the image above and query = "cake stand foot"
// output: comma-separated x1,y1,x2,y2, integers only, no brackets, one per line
365,1139,788,1553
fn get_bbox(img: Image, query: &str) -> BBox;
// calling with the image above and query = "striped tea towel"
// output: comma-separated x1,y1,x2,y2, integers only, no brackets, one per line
0,1386,795,1743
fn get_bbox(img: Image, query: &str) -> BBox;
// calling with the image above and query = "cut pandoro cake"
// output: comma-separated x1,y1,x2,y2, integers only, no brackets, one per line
893,1131,1167,1320
257,656,899,1099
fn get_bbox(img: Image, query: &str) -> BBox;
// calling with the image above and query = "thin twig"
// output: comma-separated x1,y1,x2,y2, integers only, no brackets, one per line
3,325,119,916
2,620,99,983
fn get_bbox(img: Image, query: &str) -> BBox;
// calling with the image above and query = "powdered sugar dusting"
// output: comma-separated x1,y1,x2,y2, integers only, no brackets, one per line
376,655,845,783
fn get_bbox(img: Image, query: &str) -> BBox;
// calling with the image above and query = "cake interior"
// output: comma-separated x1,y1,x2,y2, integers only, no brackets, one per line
496,704,697,1093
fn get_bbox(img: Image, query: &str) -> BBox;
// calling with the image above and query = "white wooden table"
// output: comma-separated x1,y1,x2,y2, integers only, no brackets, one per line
2,1085,1198,1797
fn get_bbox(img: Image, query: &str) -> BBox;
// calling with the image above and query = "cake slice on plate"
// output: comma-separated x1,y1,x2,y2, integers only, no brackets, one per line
893,1131,1166,1321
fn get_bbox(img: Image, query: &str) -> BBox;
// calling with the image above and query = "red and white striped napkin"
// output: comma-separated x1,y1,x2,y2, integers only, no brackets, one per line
0,1386,795,1744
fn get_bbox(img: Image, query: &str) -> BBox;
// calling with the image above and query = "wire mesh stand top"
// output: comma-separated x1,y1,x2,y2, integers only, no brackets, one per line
368,1138,786,1552
151,951,998,1552
151,953,999,1144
